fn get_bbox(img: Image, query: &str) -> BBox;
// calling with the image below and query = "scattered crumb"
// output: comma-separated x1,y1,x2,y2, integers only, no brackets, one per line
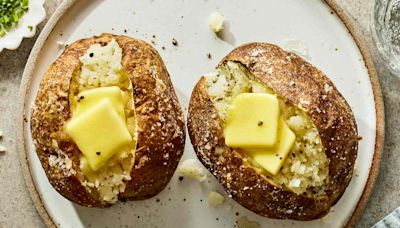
162,46,166,50
0,145,6,153
208,11,225,33
235,216,260,228
178,159,206,182
208,191,225,206
172,38,178,46
57,41,65,47
358,136,363,141
207,53,212,59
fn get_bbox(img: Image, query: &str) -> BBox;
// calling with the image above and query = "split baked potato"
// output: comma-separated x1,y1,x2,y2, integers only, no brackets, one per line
30,34,185,207
187,43,358,220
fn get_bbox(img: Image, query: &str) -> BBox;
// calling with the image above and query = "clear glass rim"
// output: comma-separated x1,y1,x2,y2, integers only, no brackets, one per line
370,0,400,75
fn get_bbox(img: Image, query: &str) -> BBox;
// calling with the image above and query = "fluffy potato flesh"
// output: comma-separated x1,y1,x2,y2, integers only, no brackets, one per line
68,39,137,203
205,61,329,196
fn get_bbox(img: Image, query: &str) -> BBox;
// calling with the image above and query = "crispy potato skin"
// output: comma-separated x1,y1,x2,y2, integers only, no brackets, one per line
187,43,358,220
30,34,185,207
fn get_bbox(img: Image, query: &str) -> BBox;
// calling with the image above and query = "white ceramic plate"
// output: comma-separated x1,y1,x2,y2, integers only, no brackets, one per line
0,0,46,52
18,0,384,227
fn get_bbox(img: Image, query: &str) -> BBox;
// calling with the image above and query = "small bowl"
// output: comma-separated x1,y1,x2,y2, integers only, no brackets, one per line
0,0,46,52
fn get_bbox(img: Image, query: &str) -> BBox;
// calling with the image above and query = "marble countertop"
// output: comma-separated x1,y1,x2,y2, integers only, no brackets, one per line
0,0,398,227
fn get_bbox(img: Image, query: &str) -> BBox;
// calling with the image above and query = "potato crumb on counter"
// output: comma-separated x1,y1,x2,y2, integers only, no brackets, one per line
178,159,206,182
208,191,225,206
0,145,6,153
208,11,225,33
0,129,3,139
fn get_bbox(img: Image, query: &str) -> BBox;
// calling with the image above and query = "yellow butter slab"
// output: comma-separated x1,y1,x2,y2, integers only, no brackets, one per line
224,93,280,149
65,99,132,171
247,118,296,175
74,86,126,120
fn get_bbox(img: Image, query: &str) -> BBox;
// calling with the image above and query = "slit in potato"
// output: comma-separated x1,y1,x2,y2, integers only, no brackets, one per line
68,39,138,203
205,61,329,196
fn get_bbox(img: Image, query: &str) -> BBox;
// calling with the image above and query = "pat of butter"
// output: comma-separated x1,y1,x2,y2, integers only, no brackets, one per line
74,86,126,120
224,93,280,149
65,99,132,171
247,118,295,175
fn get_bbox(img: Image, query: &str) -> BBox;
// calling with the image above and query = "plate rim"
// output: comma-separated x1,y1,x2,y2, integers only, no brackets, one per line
17,0,385,227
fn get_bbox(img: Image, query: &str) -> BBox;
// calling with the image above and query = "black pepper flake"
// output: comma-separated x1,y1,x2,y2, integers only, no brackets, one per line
162,46,166,50
178,176,184,181
77,96,85,102
257,121,263,126
152,35,156,38
168,198,171,201
183,198,186,201
89,53,94,57
292,153,296,157
124,29,127,33
216,218,219,221
300,150,303,154
235,212,239,216
156,199,160,202
207,53,212,59
279,157,282,160
172,38,178,46
275,154,279,157
137,216,140,219
200,199,203,202
96,152,101,155
357,136,363,141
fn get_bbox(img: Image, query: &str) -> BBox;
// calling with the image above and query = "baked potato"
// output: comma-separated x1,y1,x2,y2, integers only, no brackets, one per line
30,33,185,207
187,43,358,220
